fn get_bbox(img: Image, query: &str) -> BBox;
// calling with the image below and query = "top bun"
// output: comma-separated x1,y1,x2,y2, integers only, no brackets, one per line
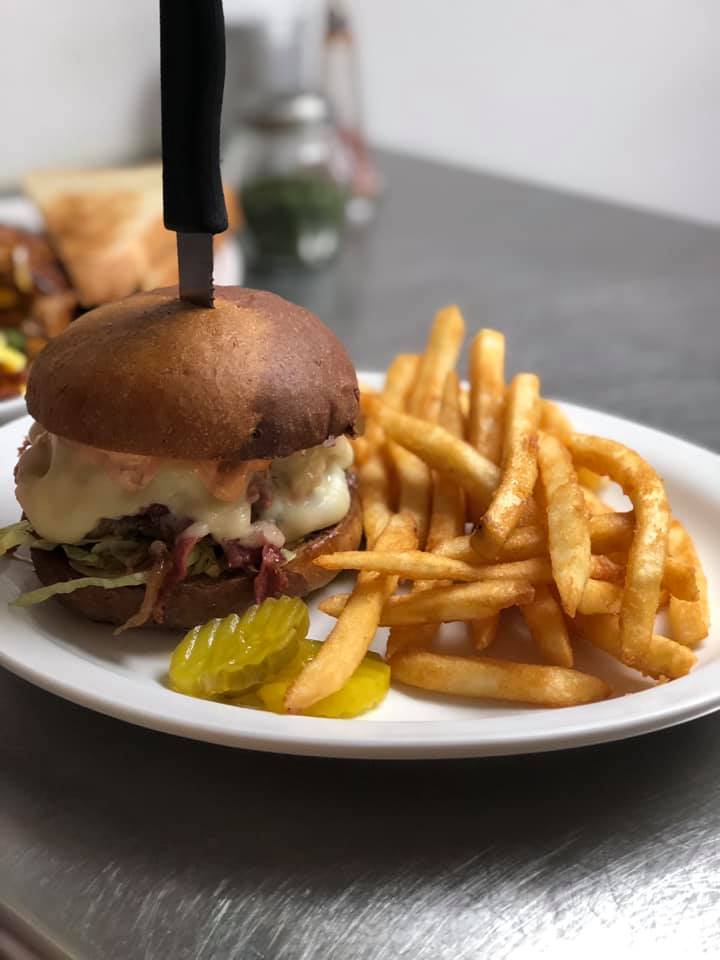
26,286,359,461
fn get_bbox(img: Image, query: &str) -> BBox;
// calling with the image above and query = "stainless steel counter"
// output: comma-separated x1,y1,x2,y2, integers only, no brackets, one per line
2,151,719,959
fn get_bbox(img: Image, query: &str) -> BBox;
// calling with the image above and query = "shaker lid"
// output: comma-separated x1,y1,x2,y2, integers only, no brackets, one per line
248,92,331,129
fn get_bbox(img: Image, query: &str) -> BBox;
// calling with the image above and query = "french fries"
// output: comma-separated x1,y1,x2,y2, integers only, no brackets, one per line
437,527,546,563
284,513,417,713
367,399,500,506
471,373,541,558
521,585,573,668
390,650,610,707
569,435,671,666
321,304,710,714
537,432,590,616
389,332,465,653
320,579,534,626
573,614,696,681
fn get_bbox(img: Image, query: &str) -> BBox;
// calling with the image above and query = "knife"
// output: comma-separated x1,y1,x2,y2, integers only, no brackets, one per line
159,0,228,308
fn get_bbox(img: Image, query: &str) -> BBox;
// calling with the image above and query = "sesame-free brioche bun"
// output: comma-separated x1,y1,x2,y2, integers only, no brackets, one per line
30,488,362,630
26,286,359,460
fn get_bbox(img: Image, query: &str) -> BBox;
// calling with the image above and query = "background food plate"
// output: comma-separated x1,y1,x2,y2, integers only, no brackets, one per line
0,376,718,758
0,194,243,422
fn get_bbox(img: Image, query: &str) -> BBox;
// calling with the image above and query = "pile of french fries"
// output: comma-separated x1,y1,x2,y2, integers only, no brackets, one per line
284,308,710,714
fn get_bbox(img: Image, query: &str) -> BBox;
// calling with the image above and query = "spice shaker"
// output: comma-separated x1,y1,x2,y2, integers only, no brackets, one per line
239,92,349,268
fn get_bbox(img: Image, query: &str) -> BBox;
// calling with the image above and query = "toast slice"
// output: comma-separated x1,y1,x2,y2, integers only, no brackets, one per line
24,164,238,307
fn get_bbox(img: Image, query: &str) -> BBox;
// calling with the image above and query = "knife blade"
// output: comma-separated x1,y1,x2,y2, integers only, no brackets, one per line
160,0,228,309
177,233,214,308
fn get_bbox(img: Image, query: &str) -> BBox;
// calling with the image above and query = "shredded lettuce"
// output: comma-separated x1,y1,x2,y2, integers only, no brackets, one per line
187,539,222,578
63,538,149,575
0,520,57,556
12,571,149,608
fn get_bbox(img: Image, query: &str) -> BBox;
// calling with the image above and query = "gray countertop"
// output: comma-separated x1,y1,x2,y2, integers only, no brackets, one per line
2,151,719,959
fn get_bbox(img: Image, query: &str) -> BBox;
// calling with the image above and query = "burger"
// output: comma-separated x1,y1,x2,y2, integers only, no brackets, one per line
6,286,361,631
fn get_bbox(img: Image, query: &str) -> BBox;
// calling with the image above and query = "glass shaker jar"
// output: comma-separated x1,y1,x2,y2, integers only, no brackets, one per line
239,93,349,268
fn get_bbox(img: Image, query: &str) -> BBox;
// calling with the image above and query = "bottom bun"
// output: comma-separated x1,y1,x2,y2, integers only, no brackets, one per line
31,490,362,631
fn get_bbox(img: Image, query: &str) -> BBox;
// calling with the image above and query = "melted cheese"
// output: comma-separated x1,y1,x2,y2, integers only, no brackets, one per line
16,431,354,546
261,439,354,543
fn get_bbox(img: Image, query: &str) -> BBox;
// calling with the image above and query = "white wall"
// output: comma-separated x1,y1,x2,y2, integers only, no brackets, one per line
2,0,720,224
347,0,720,224
0,0,160,188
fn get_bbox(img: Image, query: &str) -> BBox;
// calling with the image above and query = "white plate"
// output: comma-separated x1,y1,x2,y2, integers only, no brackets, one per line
0,394,26,425
0,379,718,758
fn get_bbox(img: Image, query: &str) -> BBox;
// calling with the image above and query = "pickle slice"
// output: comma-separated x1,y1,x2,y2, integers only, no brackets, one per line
168,597,309,698
257,641,391,718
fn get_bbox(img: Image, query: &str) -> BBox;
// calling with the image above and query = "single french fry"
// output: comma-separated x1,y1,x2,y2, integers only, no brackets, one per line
537,431,591,616
316,551,557,584
539,398,572,440
383,354,420,411
368,399,500,507
465,330,506,651
520,584,573,667
590,554,625,584
468,329,505,520
390,650,610,707
382,354,431,546
668,521,710,647
351,435,372,466
577,579,623,615
468,328,506,463
358,451,393,548
364,417,385,452
471,373,540,558
468,615,499,652
540,400,604,491
315,550,495,581
573,614,696,681
388,443,431,547
408,305,465,422
582,487,615,516
358,382,379,398
435,527,546,564
459,387,470,420
319,580,533,626
569,434,670,666
284,513,417,712
576,467,604,491
467,328,525,651
663,555,699,603
427,373,466,550
589,512,634,553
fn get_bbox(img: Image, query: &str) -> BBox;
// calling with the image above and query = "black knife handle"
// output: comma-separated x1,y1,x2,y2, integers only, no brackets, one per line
160,0,228,234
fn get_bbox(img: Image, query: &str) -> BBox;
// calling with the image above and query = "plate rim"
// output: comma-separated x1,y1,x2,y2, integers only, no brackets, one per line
0,394,26,424
0,383,718,759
